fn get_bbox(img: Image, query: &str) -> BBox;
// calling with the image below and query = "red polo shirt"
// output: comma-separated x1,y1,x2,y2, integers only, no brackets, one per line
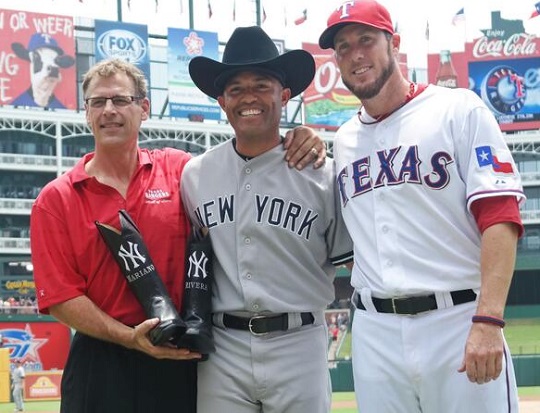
30,148,192,326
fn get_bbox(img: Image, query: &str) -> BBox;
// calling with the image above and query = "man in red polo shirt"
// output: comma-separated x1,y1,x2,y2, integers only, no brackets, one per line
30,58,326,413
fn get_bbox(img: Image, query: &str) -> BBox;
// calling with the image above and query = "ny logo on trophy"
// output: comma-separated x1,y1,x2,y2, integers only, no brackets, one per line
187,250,209,280
118,241,147,271
95,210,186,346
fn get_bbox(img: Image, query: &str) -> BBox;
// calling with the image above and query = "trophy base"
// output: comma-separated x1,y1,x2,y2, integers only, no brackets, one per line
149,319,186,346
176,328,216,355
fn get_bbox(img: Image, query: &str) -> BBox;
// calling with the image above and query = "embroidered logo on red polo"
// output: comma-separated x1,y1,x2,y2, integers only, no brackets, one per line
145,188,171,203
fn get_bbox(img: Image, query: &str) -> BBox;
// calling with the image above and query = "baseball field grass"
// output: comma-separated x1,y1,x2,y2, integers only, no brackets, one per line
504,318,540,355
336,317,540,359
1,388,538,413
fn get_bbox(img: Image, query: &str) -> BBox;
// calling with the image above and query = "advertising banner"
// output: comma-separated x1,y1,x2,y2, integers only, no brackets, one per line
302,43,360,131
469,58,540,129
427,11,540,132
0,9,76,109
167,28,220,120
1,321,71,371
24,370,62,401
95,20,151,87
1,278,35,297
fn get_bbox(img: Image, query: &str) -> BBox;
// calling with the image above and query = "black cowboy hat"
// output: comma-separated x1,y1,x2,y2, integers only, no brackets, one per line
189,26,315,99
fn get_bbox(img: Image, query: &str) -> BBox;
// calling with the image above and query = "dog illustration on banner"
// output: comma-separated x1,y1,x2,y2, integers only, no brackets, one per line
10,33,75,109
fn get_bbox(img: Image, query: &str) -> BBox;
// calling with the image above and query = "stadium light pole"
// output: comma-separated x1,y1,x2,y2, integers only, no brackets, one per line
255,0,261,26
117,0,123,21
189,0,194,28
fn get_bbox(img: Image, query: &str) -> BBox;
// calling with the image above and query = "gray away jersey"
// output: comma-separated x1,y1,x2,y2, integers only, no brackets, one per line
181,140,353,314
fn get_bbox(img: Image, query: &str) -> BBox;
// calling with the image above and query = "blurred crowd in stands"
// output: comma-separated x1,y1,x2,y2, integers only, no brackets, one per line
0,296,38,314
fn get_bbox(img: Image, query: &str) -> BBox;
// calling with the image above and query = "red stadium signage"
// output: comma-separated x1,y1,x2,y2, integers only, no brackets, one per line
1,321,71,371
24,370,62,401
0,9,76,109
427,11,540,132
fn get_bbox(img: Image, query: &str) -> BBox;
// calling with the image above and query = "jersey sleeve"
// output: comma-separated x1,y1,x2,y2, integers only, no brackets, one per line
453,90,526,211
325,160,354,266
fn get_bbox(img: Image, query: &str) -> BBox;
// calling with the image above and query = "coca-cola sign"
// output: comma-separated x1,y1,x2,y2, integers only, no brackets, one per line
427,9,540,132
473,34,537,59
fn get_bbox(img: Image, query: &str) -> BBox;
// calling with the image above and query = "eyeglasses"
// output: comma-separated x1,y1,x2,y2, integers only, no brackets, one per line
84,95,142,109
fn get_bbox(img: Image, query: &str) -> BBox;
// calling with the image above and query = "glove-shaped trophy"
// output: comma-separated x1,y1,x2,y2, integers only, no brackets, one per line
95,210,186,346
176,227,216,357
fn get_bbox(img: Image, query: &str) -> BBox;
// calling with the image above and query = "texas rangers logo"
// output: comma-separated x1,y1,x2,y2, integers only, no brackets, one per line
1,324,47,369
336,1,356,18
475,145,514,174
480,66,526,115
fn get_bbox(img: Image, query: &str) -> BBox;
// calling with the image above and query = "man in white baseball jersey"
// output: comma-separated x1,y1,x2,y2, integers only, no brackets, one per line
318,1,526,412
182,26,354,413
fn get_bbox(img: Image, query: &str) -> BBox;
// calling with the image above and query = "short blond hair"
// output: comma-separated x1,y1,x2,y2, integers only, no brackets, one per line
82,58,147,98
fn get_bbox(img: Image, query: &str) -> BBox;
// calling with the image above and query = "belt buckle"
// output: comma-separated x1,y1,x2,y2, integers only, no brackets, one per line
248,316,268,336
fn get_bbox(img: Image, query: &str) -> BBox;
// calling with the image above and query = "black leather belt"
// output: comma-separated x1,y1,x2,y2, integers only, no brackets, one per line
222,312,314,336
354,289,477,315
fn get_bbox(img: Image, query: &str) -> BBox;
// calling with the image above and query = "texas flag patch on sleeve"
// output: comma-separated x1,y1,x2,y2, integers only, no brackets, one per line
475,145,515,174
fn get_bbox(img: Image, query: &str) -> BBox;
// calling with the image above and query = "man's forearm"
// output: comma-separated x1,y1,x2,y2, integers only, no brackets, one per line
476,222,519,318
49,295,135,348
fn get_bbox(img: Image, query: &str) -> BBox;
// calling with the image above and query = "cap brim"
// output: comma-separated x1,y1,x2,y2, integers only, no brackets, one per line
319,23,351,49
189,50,315,99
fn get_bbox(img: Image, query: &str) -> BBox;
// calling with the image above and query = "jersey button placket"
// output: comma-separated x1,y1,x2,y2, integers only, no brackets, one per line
375,189,398,285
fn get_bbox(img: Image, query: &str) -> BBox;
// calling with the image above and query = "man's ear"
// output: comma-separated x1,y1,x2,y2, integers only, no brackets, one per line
281,88,291,107
140,97,150,120
391,33,401,53
217,95,226,110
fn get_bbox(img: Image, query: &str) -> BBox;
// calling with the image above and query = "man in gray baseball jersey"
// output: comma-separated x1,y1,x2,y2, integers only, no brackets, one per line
12,360,25,412
181,26,354,413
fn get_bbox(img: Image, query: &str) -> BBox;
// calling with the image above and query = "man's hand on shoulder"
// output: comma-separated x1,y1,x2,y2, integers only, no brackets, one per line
283,126,327,170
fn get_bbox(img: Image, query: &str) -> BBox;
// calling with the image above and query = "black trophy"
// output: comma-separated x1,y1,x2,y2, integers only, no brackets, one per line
176,227,215,356
95,210,186,346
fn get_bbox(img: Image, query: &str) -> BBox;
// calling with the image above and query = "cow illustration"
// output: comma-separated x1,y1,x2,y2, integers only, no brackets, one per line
11,33,75,109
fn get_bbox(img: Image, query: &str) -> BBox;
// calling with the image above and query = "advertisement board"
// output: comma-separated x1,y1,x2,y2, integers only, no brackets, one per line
302,42,360,131
0,9,76,109
24,370,62,401
427,11,540,132
94,20,151,87
1,321,71,371
167,28,220,120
